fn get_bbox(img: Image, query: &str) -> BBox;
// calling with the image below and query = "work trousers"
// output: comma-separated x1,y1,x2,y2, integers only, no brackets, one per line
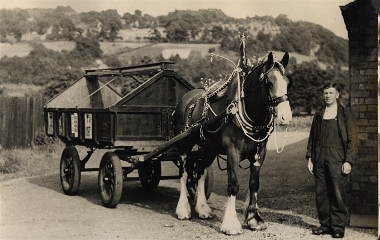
314,147,348,232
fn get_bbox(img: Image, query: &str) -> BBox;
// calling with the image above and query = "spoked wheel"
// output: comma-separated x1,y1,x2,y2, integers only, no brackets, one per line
98,152,123,208
138,160,161,191
187,165,214,201
60,146,81,195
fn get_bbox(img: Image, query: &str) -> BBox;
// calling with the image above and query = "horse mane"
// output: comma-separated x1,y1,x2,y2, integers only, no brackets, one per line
244,56,285,92
243,62,265,92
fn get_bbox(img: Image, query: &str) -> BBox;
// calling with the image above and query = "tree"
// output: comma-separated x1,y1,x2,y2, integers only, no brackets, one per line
102,54,122,68
46,17,77,41
34,18,51,35
72,35,103,60
288,62,335,114
146,28,162,42
211,26,224,43
99,10,122,41
274,14,292,27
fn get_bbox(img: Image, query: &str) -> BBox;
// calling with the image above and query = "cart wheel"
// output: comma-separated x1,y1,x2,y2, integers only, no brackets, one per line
60,146,81,195
187,166,214,201
98,152,123,208
138,161,161,191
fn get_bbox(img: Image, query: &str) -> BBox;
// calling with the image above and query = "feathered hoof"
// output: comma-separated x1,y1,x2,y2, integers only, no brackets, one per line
176,207,191,220
198,213,213,219
220,221,243,235
220,227,243,235
196,203,213,219
246,218,267,231
176,213,191,220
176,200,191,220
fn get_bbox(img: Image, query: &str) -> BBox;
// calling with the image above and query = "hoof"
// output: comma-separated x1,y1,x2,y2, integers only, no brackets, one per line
220,227,243,235
220,220,243,235
176,209,191,220
177,215,191,220
198,213,213,219
196,203,213,219
176,210,191,220
258,221,267,230
247,218,267,231
176,202,191,220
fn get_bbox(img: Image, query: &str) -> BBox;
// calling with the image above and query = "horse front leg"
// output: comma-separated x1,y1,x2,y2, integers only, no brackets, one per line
220,149,242,235
176,154,191,220
195,168,212,219
244,146,267,230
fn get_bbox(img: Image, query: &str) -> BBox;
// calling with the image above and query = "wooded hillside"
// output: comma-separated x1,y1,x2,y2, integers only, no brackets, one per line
0,7,349,114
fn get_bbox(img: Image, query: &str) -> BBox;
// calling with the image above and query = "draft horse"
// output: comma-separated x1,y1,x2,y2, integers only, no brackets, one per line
173,43,292,235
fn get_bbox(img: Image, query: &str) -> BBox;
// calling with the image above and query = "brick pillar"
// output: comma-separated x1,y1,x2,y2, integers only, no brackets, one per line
340,0,378,228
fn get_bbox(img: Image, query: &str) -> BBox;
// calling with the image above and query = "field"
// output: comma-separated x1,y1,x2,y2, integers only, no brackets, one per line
0,41,151,58
117,42,221,62
0,26,326,68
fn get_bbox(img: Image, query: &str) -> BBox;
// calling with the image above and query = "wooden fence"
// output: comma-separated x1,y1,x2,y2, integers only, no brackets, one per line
0,97,46,149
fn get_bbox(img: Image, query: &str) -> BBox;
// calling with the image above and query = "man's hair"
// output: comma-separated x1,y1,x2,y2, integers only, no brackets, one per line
323,82,340,92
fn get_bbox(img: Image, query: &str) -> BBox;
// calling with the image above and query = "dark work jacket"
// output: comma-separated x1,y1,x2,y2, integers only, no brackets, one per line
306,104,358,165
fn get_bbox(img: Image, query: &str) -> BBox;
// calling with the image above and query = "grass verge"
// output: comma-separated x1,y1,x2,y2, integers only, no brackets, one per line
0,139,64,181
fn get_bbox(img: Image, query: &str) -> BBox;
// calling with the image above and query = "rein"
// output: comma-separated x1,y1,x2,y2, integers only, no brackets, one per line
274,123,288,153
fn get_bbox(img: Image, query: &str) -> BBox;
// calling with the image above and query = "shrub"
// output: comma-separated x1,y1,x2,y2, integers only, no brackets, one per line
0,155,20,174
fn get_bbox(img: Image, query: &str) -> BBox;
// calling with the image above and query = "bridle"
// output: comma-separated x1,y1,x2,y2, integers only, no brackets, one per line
234,60,289,143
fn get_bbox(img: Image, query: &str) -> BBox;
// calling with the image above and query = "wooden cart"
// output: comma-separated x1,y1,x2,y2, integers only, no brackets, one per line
44,62,214,208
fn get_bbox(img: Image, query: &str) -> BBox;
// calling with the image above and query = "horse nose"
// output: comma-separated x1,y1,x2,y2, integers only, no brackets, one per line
279,114,292,125
277,102,292,125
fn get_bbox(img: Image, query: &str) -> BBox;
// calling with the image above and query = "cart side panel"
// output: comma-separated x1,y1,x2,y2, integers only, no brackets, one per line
116,112,162,140
96,112,114,143
121,75,192,106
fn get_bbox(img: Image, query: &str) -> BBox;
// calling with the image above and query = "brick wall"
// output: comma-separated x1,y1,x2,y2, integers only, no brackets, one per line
341,0,378,217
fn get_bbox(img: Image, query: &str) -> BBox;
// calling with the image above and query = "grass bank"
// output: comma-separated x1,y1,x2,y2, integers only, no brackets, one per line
0,140,64,181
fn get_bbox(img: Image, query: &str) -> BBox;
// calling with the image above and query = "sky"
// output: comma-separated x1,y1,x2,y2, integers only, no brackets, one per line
0,0,358,39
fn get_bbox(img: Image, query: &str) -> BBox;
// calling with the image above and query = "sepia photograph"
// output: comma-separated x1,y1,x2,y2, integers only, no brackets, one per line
0,0,378,239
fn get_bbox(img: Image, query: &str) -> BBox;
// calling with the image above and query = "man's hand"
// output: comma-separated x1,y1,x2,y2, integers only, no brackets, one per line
307,158,313,174
342,162,352,174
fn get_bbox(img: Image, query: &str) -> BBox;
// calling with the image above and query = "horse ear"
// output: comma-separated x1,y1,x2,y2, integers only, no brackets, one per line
280,52,289,68
266,52,274,70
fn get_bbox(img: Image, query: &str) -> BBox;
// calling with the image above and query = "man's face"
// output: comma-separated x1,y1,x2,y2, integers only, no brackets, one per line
323,87,339,106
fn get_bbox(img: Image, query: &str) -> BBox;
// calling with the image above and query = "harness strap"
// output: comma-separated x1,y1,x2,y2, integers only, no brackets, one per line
269,94,289,107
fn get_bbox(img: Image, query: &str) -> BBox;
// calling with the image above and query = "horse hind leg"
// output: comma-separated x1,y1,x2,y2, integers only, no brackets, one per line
195,168,212,219
176,153,191,220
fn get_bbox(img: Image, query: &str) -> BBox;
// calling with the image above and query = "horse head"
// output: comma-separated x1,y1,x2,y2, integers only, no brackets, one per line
243,52,292,126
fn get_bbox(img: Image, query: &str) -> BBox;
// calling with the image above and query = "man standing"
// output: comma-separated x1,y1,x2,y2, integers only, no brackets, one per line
306,83,358,238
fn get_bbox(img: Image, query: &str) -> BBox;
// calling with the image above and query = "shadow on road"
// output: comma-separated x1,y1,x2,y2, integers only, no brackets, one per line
27,136,321,233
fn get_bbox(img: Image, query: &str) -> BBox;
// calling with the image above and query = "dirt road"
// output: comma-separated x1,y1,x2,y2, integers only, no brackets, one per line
0,133,376,239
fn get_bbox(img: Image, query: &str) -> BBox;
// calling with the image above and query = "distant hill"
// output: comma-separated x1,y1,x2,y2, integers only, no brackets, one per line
0,7,348,67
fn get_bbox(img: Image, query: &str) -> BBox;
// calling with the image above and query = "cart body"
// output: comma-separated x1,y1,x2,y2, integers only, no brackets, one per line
44,61,193,151
44,62,213,207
